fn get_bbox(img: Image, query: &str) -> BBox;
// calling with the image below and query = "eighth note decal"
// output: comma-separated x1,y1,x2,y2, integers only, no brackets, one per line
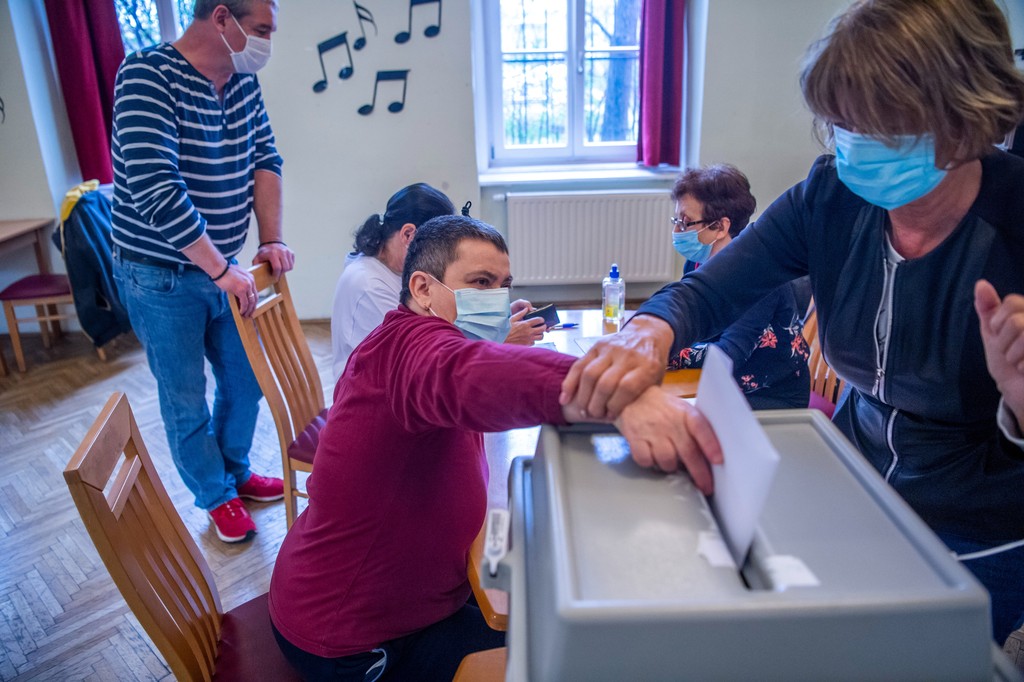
310,0,442,116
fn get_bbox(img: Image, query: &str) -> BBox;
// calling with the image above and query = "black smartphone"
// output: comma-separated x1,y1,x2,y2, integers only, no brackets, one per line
524,303,560,327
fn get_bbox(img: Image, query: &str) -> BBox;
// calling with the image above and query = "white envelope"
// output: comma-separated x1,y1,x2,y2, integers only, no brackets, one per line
695,345,780,566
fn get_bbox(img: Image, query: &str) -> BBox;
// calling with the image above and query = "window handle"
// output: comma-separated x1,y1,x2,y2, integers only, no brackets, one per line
577,51,584,75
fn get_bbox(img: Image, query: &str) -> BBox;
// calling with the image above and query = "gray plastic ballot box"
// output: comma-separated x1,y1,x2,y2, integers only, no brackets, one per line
485,410,1018,681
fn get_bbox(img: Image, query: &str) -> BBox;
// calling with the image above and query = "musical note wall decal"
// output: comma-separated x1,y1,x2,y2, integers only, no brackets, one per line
312,32,355,93
358,70,410,115
0,96,5,125
394,0,442,44
353,2,378,51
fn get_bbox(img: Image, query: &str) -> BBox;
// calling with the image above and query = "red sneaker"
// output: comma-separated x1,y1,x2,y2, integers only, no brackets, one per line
208,498,256,543
237,472,285,502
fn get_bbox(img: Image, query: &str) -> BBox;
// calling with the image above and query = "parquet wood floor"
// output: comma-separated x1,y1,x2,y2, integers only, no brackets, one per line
0,323,333,681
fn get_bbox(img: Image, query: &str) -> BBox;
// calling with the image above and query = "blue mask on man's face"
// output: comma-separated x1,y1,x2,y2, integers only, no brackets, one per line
432,276,511,342
833,126,947,210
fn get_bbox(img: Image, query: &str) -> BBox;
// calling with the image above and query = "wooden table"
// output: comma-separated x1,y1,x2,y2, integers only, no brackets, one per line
469,308,701,630
0,218,55,274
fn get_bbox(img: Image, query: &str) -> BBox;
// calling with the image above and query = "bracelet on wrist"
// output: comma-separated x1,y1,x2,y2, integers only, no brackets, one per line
210,262,231,282
259,239,286,248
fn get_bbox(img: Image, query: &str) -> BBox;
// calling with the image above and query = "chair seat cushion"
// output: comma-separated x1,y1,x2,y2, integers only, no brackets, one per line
286,408,329,465
214,592,301,681
808,391,837,420
0,274,71,300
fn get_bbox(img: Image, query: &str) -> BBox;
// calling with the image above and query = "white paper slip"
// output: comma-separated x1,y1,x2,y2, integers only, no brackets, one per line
695,345,781,566
574,336,604,356
762,554,820,591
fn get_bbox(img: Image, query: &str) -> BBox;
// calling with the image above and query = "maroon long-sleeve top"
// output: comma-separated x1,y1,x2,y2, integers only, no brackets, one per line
269,306,573,657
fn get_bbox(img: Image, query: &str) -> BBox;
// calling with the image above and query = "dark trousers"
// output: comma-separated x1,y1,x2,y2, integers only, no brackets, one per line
273,600,506,681
941,532,1024,646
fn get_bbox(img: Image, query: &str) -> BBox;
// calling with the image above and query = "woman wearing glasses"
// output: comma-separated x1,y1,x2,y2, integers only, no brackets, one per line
668,164,810,409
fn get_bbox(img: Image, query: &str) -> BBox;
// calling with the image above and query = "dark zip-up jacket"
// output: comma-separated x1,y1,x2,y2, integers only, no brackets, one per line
638,152,1024,546
52,189,132,347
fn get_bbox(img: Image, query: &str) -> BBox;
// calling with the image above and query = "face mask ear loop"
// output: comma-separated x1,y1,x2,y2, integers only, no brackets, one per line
424,275,453,321
708,220,724,244
222,14,243,56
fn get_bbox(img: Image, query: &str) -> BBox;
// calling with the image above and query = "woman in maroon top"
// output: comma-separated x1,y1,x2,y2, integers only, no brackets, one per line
269,216,722,680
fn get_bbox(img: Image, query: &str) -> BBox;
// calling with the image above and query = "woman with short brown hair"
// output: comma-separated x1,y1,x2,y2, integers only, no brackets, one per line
668,164,809,409
563,0,1024,645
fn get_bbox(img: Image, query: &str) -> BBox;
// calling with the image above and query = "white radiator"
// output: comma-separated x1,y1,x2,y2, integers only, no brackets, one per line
504,190,675,286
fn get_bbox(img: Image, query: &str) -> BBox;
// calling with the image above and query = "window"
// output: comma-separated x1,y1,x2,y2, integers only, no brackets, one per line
482,0,642,166
116,0,193,54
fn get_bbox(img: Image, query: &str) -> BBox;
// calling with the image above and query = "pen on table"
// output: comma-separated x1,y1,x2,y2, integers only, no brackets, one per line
551,322,577,330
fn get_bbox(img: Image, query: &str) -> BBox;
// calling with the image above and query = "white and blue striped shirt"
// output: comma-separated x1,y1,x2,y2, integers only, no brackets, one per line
111,43,283,264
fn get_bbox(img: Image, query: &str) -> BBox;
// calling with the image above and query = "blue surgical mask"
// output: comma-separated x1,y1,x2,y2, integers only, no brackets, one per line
833,126,947,210
672,228,712,264
431,276,512,343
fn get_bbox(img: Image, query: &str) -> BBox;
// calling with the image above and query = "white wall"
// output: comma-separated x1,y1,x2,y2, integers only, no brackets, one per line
698,0,849,216
1002,0,1024,68
249,0,480,320
0,0,80,333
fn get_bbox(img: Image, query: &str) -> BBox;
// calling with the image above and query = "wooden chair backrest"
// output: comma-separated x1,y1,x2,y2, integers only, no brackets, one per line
229,264,325,461
64,393,222,682
803,305,846,405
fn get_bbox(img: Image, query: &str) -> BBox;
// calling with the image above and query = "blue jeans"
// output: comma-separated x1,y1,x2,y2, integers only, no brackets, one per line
113,256,262,511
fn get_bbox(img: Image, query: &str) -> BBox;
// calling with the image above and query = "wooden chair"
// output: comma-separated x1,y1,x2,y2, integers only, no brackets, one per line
803,304,845,418
469,525,509,632
0,273,82,372
63,392,301,681
453,647,508,682
229,263,326,528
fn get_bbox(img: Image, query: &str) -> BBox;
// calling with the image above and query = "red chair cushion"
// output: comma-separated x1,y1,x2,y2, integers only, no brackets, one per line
808,391,837,420
214,592,301,681
0,274,71,300
286,408,329,465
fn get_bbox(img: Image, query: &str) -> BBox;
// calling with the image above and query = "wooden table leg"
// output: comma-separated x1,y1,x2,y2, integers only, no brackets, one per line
4,302,26,372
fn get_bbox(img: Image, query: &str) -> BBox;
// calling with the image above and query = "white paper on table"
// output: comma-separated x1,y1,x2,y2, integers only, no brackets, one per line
695,345,781,566
574,336,604,356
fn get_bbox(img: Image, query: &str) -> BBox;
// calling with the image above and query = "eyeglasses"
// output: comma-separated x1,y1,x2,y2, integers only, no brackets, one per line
670,216,713,231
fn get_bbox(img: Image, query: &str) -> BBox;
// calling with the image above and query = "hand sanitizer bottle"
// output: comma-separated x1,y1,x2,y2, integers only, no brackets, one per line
602,264,624,324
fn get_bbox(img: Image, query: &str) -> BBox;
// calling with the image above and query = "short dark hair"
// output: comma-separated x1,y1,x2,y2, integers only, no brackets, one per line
671,164,756,238
400,215,508,306
193,0,272,21
352,183,455,258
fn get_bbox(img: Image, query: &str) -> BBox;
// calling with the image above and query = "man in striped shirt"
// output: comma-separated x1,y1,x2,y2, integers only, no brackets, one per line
111,0,292,543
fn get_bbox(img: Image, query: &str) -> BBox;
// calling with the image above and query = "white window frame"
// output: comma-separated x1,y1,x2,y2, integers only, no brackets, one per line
116,0,183,53
480,0,641,167
153,0,182,42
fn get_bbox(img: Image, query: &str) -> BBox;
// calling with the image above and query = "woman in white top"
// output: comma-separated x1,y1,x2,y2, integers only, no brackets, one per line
331,184,545,380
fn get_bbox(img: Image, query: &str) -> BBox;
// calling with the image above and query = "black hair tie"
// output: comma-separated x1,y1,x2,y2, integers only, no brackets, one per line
461,201,472,217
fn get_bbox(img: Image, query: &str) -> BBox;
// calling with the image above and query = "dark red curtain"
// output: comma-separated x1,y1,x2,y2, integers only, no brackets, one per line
44,0,125,184
636,0,685,167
